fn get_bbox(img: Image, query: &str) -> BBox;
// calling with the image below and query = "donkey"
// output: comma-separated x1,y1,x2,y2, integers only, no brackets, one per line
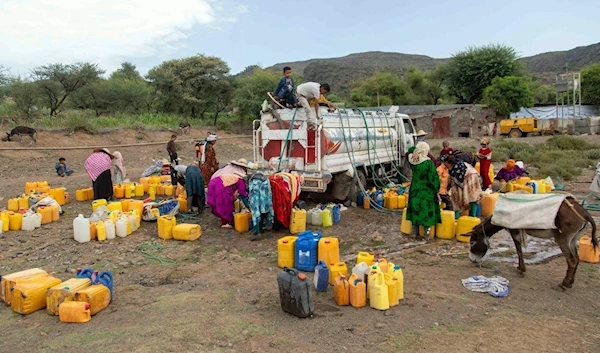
2,126,37,145
467,196,597,289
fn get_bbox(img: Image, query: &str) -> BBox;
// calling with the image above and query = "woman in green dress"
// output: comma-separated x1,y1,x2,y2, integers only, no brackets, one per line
406,142,441,238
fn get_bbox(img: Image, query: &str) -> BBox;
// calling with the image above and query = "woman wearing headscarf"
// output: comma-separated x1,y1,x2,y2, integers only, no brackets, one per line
405,142,441,238
478,138,492,189
411,130,439,167
84,148,114,200
112,151,126,184
211,159,248,181
443,155,483,216
495,159,526,183
201,134,219,182
207,160,249,228
185,162,205,214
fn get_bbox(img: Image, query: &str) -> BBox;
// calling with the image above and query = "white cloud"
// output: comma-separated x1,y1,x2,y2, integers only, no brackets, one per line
0,0,241,75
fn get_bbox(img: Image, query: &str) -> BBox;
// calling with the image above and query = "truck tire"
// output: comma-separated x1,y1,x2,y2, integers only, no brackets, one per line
509,129,522,138
347,170,367,206
331,173,353,202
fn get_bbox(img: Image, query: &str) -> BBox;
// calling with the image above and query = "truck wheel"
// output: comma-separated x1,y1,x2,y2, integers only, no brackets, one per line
509,129,522,138
347,170,367,206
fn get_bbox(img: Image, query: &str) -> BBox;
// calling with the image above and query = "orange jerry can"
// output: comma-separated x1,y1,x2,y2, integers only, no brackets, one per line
579,237,599,263
11,275,62,315
333,274,350,306
348,273,367,308
59,301,91,323
75,285,111,315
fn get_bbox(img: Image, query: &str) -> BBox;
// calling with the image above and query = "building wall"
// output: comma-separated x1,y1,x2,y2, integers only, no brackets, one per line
410,106,498,138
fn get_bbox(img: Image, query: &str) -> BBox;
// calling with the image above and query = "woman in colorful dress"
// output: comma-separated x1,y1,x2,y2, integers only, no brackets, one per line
201,134,219,182
206,160,249,228
405,142,441,238
84,148,114,200
478,138,492,190
495,159,527,182
444,155,483,216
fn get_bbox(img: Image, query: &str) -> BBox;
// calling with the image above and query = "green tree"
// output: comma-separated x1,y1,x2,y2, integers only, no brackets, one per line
233,68,280,121
9,78,40,118
110,62,143,81
529,80,556,105
446,44,522,103
482,76,534,116
70,77,153,116
32,62,104,116
146,55,231,119
350,72,409,106
582,63,600,105
0,65,8,86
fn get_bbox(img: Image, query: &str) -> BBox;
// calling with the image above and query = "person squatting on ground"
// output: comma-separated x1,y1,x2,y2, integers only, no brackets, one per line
84,148,114,200
296,82,330,130
167,134,178,165
55,157,74,177
406,142,441,238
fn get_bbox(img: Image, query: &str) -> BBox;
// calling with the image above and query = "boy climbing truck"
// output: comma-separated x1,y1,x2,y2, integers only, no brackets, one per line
252,105,416,204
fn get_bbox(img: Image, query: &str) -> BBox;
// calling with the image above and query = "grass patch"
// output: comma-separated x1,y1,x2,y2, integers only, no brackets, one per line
493,136,600,180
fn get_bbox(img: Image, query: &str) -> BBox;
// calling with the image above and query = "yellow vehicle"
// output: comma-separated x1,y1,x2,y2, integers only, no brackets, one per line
499,117,541,138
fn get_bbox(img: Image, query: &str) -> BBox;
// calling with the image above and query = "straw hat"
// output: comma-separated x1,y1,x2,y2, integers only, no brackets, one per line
230,158,249,168
415,130,428,137
94,148,113,158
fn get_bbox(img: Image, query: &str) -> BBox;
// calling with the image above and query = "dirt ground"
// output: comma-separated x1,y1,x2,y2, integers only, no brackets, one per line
0,130,599,353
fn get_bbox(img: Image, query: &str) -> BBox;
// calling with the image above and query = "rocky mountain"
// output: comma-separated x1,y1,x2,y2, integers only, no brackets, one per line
266,42,600,93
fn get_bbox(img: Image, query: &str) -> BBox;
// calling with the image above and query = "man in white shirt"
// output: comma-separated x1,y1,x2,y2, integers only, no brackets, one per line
296,82,331,130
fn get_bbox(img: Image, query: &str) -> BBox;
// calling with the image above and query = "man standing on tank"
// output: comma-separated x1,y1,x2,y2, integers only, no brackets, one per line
296,82,331,130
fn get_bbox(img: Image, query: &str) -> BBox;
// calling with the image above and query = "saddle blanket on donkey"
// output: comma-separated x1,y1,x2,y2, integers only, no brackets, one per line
491,193,569,230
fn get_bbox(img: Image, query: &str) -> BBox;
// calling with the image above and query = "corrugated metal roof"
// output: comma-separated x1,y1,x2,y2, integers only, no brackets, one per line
361,104,487,115
511,105,600,119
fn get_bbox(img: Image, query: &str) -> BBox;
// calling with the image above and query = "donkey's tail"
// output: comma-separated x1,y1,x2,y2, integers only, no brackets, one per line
577,202,598,249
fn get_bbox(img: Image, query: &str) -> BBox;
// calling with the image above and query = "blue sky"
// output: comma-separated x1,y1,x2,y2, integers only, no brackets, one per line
1,0,598,76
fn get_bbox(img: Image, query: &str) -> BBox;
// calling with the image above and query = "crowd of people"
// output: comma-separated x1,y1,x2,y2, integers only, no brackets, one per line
405,132,529,238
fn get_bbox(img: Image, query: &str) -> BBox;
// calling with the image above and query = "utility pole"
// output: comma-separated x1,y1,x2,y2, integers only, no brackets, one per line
375,64,380,107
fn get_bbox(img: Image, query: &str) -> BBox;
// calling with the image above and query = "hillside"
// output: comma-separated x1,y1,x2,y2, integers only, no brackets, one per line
267,42,600,93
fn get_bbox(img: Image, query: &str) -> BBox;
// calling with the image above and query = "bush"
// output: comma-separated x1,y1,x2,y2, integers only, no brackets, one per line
546,135,598,151
216,118,232,131
492,147,510,163
584,149,600,161
64,110,98,134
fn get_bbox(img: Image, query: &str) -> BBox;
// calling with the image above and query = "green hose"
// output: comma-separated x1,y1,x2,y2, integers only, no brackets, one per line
337,108,403,214
137,242,177,267
277,108,298,172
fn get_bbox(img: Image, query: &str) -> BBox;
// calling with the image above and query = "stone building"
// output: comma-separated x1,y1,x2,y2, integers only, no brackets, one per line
376,104,498,138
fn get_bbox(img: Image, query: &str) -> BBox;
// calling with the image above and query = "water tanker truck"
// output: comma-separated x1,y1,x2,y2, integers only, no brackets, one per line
252,105,416,202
